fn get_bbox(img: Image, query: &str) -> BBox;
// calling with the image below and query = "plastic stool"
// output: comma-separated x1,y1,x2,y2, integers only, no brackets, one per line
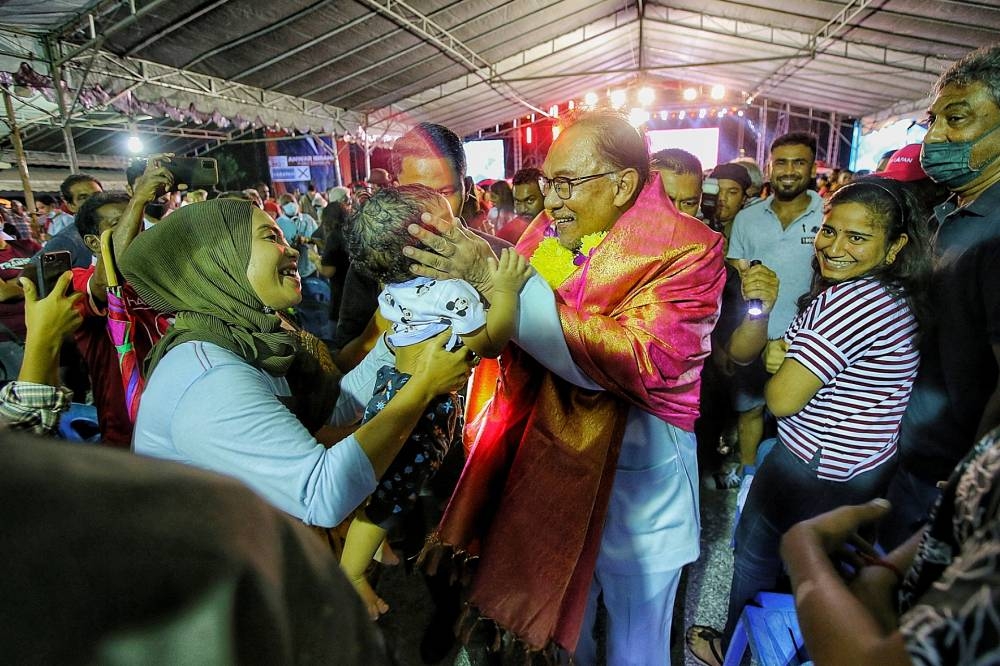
58,403,101,443
723,592,808,666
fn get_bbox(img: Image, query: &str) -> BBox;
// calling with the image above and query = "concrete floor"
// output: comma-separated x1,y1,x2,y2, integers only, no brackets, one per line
374,480,739,665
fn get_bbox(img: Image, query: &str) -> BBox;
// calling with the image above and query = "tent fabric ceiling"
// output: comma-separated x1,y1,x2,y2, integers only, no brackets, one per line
1,0,998,155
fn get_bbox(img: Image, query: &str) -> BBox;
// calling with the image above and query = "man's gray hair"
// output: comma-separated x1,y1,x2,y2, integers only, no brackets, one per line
936,44,1000,108
566,112,650,205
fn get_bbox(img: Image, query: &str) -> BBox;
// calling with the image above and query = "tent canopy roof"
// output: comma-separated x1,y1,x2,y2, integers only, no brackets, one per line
1,0,998,156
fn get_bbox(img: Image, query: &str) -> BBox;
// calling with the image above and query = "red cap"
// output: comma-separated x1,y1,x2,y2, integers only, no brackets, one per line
874,143,926,182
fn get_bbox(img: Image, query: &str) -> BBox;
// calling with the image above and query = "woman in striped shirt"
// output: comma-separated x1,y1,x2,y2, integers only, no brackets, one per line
688,177,932,666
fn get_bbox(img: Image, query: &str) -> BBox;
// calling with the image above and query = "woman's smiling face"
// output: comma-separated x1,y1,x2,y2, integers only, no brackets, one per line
814,202,908,281
245,208,302,310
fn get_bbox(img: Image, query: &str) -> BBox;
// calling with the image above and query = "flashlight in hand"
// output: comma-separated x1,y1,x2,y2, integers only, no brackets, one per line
747,260,765,318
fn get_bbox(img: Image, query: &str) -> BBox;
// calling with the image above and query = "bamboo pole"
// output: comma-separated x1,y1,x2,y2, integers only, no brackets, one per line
2,88,39,237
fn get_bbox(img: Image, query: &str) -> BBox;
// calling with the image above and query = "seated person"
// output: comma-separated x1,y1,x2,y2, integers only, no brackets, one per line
781,425,1000,664
0,432,390,665
124,199,475,532
339,185,531,618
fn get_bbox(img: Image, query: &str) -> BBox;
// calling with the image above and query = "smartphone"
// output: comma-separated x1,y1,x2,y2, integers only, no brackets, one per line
22,251,72,298
126,157,219,193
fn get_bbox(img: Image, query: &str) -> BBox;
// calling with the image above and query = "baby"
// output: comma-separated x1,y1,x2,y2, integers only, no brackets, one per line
343,184,532,618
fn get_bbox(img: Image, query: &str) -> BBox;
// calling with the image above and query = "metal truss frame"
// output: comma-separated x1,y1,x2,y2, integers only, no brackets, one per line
355,0,549,119
366,3,637,127
640,3,948,80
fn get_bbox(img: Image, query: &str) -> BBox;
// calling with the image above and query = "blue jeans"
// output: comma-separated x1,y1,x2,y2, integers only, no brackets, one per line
723,442,896,644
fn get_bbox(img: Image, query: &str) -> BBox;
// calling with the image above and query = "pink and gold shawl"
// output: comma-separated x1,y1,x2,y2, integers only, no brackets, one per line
433,174,725,652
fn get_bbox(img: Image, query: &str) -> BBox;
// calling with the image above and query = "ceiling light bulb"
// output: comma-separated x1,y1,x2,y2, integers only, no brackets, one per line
610,89,627,108
683,87,698,101
637,87,655,107
710,84,725,100
584,91,599,107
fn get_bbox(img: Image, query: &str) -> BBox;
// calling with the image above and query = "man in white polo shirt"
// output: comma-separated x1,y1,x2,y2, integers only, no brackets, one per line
725,132,823,464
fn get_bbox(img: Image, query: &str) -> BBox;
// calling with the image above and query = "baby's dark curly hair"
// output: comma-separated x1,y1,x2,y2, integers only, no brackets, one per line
346,184,444,284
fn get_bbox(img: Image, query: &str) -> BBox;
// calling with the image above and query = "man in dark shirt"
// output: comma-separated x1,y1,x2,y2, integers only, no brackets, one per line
882,44,1000,548
42,174,104,268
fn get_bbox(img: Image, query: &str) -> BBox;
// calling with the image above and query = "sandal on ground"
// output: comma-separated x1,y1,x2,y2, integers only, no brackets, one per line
686,625,724,666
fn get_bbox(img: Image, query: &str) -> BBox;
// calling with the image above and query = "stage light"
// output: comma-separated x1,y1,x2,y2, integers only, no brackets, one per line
525,127,532,144
698,108,708,119
568,99,575,110
126,135,143,153
628,108,650,127
610,89,627,108
678,110,687,119
659,110,668,120
584,91,599,107
637,87,655,106
549,104,559,116
710,84,725,100
553,125,561,140
683,87,698,101
737,109,745,117
717,110,726,118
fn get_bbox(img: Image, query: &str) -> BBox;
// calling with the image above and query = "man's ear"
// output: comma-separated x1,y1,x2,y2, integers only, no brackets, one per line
613,168,641,207
83,233,101,255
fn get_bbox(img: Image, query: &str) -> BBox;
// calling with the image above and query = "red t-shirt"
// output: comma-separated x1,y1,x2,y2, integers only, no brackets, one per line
71,266,132,448
0,239,42,341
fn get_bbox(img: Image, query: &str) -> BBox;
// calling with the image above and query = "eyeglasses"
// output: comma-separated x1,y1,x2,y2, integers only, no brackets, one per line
538,171,618,200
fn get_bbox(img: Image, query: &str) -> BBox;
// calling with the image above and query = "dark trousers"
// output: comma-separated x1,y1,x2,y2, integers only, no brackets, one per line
723,442,897,644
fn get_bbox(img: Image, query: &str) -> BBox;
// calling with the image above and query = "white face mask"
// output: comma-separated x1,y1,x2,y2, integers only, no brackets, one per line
282,202,298,216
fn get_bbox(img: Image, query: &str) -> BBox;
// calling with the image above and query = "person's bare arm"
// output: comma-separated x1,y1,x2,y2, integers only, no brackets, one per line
846,530,923,633
334,311,387,373
90,155,175,305
461,248,532,358
781,500,915,666
765,357,824,417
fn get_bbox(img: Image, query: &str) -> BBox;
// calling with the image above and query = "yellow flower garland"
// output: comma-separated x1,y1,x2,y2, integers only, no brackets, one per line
529,231,608,289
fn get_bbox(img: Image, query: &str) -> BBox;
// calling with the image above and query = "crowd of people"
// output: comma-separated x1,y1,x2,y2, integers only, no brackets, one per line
0,42,998,666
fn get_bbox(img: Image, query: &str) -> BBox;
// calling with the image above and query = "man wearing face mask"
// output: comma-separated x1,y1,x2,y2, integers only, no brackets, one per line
881,44,1000,549
275,194,330,339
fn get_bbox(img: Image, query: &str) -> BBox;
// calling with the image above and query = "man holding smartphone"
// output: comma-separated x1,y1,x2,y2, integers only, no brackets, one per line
66,157,174,447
